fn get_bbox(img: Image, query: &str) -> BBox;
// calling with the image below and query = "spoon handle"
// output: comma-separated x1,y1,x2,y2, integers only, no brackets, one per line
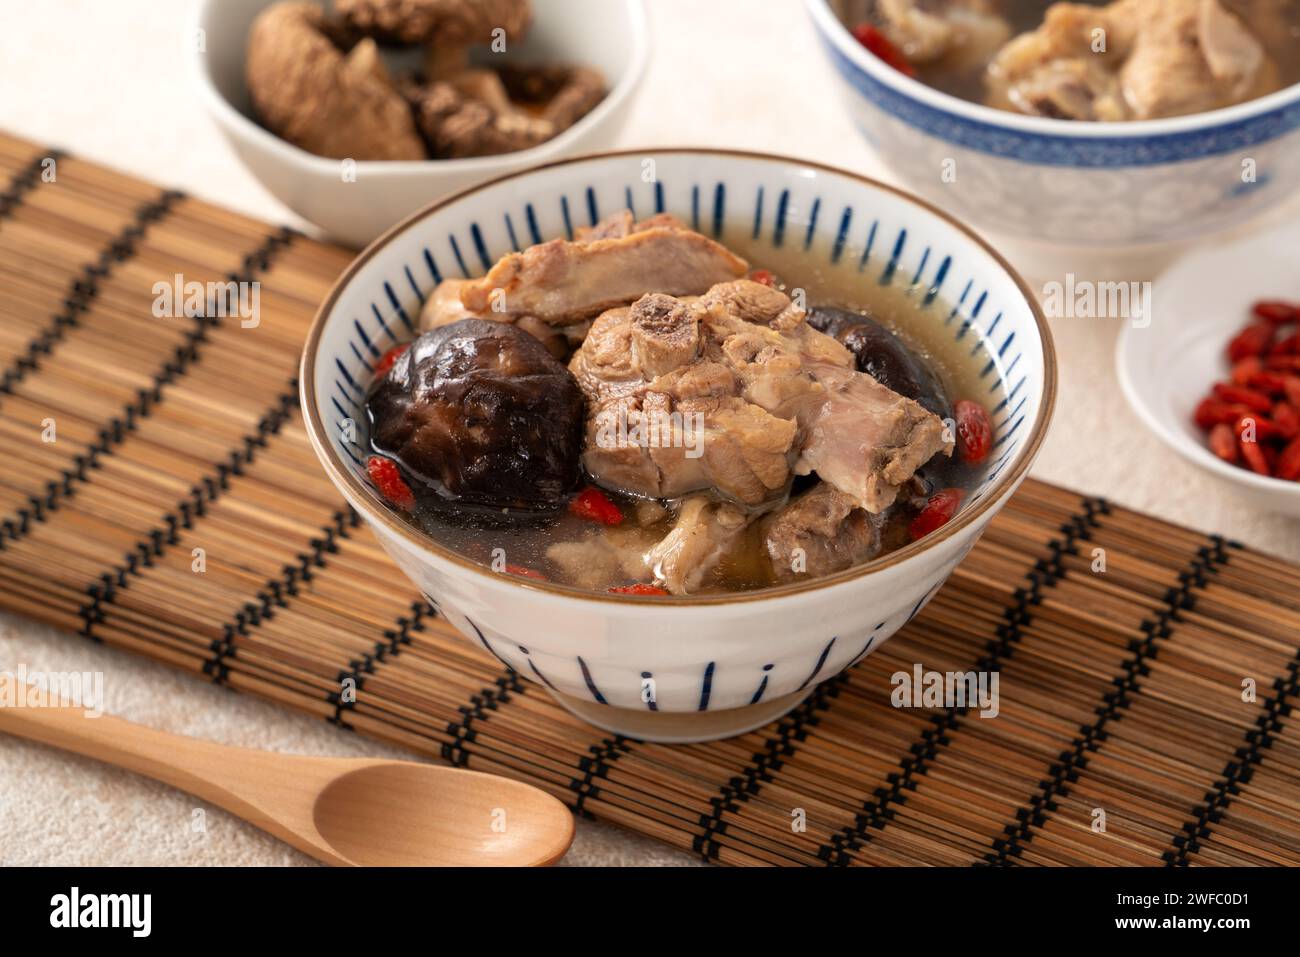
0,676,292,817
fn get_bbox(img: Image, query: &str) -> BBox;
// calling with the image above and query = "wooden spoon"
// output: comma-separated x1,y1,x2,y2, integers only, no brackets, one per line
0,677,574,866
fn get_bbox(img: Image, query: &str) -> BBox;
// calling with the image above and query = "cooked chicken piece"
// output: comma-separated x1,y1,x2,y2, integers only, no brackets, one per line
986,3,1132,119
796,360,950,513
419,278,477,328
459,215,748,325
1122,0,1275,119
763,483,886,581
584,388,797,506
876,0,1012,68
633,499,671,527
574,209,635,243
629,292,701,378
987,0,1278,120
645,497,752,595
546,525,658,590
418,277,586,361
570,281,951,512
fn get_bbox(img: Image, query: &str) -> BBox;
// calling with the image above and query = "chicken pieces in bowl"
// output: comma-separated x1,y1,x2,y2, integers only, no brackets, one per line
360,208,982,597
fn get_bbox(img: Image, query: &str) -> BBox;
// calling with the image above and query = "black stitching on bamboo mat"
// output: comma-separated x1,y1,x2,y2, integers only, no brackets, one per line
1,187,178,398
569,736,634,819
983,531,1231,865
0,224,297,549
0,147,61,220
328,600,431,729
693,674,845,861
77,386,300,641
442,669,528,768
204,506,363,685
1166,548,1298,866
814,496,1107,866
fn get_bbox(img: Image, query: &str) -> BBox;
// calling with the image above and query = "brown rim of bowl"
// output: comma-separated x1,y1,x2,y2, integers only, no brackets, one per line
300,147,1057,606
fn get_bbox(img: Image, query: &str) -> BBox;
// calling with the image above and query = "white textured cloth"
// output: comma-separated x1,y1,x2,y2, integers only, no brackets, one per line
0,0,1296,867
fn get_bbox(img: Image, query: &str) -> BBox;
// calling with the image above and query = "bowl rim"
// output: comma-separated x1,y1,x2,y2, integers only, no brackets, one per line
190,0,650,175
300,147,1059,605
805,0,1300,139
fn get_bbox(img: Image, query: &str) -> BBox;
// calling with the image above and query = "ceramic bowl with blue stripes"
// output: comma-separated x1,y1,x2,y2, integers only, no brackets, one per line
301,150,1057,743
806,0,1300,248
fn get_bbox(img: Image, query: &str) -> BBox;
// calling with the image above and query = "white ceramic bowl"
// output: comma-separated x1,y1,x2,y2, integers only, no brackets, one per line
301,150,1057,742
1117,220,1300,517
191,0,648,247
806,0,1300,250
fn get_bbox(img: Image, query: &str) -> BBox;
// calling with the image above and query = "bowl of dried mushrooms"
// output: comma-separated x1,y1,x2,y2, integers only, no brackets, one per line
193,0,648,246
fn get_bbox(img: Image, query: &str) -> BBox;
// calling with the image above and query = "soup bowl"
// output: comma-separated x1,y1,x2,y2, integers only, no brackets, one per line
301,150,1056,742
806,0,1300,250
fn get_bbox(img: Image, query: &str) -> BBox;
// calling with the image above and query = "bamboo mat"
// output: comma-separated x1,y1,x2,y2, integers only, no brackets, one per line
2,131,1298,867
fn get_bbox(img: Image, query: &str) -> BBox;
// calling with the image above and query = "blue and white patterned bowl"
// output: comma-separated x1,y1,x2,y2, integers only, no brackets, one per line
806,0,1300,248
300,150,1057,742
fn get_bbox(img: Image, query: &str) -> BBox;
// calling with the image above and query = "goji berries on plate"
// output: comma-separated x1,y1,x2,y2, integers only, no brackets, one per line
1194,300,1300,482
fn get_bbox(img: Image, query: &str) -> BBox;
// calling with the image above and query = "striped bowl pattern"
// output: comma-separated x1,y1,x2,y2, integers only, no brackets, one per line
302,151,1054,738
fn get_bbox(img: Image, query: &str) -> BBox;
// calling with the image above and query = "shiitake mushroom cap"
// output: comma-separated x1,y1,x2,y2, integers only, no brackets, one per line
367,319,585,509
806,305,951,418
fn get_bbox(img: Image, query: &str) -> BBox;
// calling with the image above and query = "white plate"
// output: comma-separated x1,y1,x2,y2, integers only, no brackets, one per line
1116,221,1300,516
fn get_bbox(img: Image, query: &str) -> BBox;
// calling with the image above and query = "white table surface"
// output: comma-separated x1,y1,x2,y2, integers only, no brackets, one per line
1,0,1297,867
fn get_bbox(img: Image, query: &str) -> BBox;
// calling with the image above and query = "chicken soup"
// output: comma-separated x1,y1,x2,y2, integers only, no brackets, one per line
363,212,996,596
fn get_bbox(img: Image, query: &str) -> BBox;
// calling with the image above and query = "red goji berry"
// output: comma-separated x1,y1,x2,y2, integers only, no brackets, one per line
1277,437,1300,481
373,343,409,379
1285,377,1300,408
504,564,547,581
1270,332,1299,356
954,399,992,464
850,23,916,76
748,269,775,287
1193,397,1251,429
1231,356,1264,385
909,488,964,540
366,455,415,510
1252,300,1300,324
1228,323,1274,361
1239,435,1271,475
1208,423,1238,463
1236,414,1284,443
1273,402,1300,440
1245,370,1289,396
1213,382,1274,412
568,486,624,526
608,583,669,596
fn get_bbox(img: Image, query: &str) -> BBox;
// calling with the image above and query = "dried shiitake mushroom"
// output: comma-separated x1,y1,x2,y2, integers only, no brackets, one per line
246,2,426,161
335,0,532,47
246,0,605,162
406,64,606,158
